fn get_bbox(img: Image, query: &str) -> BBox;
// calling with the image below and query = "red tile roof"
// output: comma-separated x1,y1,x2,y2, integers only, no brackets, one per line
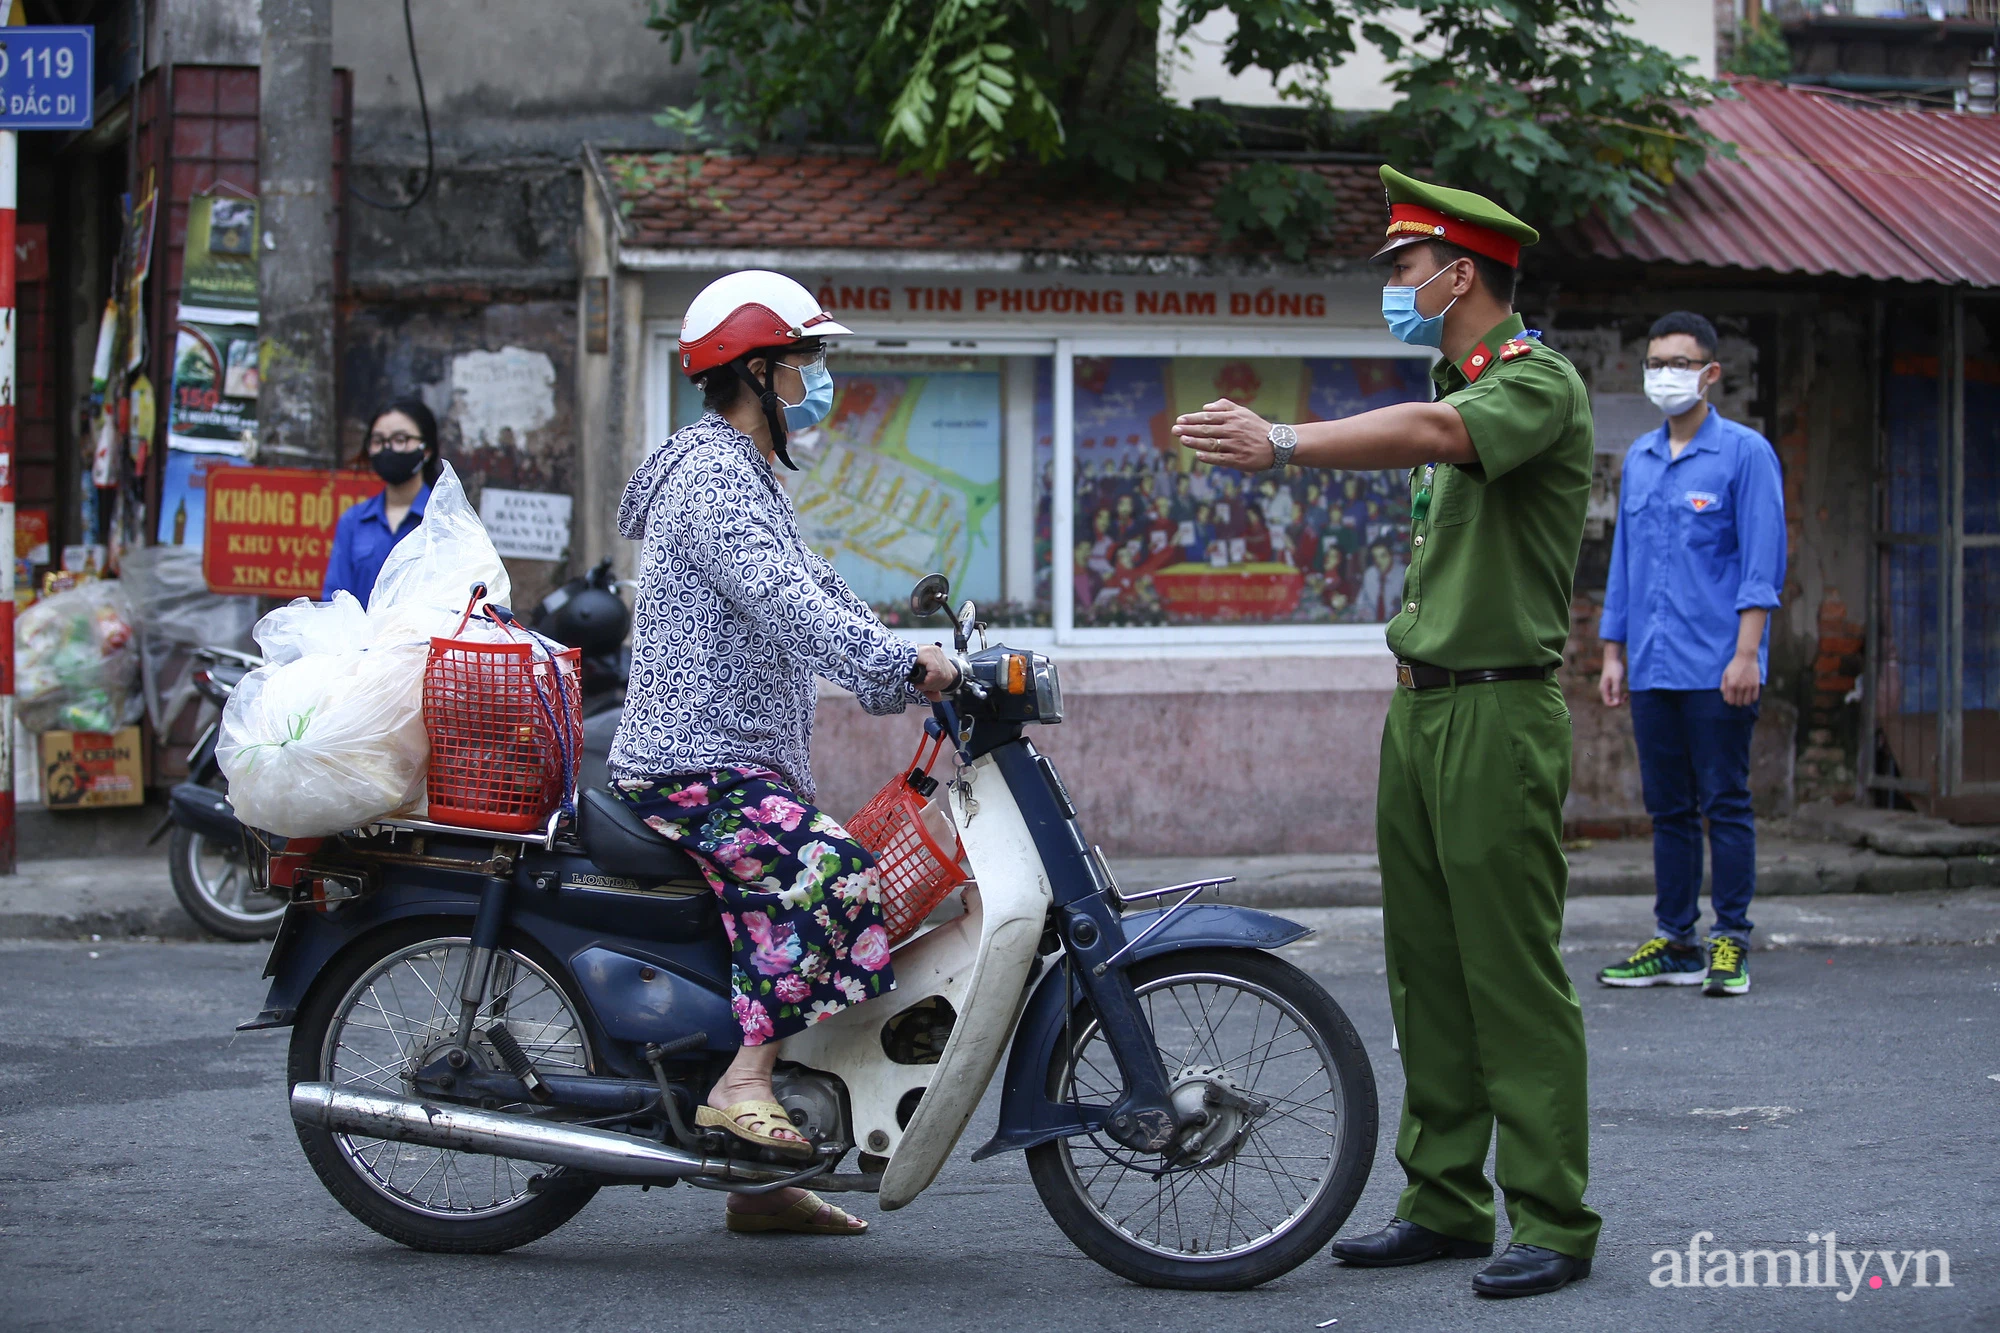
605,151,1388,259
1575,78,2000,287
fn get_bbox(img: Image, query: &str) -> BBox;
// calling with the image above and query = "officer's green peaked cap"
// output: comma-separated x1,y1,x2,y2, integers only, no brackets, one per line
1375,164,1539,267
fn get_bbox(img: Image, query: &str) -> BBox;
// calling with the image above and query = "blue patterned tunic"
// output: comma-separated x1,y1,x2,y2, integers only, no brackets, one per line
607,413,922,799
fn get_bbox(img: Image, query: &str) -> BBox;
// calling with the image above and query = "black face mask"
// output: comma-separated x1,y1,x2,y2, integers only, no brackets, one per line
371,448,426,485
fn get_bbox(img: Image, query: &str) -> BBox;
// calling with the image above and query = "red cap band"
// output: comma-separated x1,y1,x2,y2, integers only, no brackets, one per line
1384,203,1521,268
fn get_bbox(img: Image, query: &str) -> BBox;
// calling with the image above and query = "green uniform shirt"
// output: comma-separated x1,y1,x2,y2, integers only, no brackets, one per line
1384,313,1593,671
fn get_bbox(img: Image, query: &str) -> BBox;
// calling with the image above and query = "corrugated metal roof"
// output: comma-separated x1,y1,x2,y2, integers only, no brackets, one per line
1577,79,2000,287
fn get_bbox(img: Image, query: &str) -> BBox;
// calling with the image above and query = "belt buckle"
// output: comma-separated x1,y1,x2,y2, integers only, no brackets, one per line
1396,662,1414,690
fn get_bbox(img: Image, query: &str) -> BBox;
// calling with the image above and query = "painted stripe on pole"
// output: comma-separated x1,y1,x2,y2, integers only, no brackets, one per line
0,127,17,868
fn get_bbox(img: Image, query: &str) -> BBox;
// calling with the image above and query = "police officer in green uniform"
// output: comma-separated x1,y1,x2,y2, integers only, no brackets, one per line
1172,165,1601,1299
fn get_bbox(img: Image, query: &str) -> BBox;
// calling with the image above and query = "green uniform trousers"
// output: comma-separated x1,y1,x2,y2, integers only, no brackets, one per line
1375,675,1602,1259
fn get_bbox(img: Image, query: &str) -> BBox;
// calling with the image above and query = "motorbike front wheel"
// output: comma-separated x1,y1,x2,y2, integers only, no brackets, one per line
167,822,286,940
288,921,601,1253
1027,948,1377,1290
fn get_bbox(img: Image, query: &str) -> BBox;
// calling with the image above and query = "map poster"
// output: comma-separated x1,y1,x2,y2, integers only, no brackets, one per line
790,364,1003,607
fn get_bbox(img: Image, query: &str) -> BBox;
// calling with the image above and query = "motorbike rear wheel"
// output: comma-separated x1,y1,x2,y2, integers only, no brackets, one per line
1026,948,1377,1290
288,921,601,1253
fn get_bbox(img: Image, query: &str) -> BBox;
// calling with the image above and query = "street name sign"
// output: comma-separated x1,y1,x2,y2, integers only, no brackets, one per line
0,27,94,131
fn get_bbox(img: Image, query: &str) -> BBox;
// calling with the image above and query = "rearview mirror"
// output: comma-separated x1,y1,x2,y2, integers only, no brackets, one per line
909,573,952,620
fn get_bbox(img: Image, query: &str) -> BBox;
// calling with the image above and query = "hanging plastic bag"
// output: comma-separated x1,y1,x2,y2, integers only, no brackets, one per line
15,581,139,733
370,462,511,629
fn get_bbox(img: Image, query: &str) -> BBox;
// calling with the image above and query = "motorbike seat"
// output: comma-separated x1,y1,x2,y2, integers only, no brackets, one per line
575,787,709,882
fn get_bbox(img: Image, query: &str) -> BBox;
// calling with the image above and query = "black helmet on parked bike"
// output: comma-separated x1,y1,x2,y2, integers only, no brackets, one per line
536,561,632,656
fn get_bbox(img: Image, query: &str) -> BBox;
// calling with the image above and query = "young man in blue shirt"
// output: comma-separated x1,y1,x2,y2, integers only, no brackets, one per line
1595,312,1786,997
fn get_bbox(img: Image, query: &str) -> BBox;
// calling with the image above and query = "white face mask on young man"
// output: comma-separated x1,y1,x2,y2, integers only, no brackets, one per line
1643,366,1707,418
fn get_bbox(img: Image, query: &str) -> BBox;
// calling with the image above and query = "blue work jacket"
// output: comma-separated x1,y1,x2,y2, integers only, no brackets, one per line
1599,409,1786,691
322,485,430,609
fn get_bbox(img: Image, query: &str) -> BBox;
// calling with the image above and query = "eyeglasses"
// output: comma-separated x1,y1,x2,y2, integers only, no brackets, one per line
368,431,422,450
779,350,827,375
1644,358,1714,372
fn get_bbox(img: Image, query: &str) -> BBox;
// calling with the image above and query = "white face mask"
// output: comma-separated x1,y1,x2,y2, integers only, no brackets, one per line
1644,366,1707,417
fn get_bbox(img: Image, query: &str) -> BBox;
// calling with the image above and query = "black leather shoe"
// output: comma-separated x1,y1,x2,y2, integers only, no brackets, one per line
1470,1244,1592,1297
1328,1218,1493,1267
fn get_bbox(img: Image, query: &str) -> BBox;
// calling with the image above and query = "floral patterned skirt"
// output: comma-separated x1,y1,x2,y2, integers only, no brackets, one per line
612,767,896,1045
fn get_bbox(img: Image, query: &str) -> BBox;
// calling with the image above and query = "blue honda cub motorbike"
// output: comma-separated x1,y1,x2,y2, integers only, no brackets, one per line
254,575,1377,1289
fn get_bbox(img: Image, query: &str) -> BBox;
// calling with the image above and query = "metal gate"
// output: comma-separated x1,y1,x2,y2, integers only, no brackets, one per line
1868,290,2000,806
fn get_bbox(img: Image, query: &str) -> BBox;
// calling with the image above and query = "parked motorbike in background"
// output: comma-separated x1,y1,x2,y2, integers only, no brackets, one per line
533,558,632,795
153,644,285,940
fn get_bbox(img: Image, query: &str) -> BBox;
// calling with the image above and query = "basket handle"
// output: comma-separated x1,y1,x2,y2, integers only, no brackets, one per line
449,582,490,638
903,727,948,797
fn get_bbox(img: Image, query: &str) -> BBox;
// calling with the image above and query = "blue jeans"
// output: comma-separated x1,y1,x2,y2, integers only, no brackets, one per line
1629,689,1759,945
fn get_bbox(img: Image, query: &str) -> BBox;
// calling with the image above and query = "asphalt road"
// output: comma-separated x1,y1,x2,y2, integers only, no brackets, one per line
2,927,1995,1332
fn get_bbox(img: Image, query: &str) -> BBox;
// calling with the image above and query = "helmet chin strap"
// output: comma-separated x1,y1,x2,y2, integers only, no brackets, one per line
730,356,799,471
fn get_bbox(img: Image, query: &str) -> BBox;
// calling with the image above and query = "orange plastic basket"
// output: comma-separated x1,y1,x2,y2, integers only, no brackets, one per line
847,731,969,944
422,590,583,833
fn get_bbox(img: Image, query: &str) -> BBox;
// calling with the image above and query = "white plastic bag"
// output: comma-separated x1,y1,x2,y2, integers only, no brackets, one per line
370,462,510,625
254,590,372,665
217,642,430,837
217,464,513,835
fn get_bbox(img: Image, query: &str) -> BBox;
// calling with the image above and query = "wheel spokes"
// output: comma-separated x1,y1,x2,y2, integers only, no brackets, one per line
322,938,590,1219
1059,972,1344,1260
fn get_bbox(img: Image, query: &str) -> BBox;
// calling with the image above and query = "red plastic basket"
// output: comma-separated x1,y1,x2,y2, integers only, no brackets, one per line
847,731,969,944
422,590,582,833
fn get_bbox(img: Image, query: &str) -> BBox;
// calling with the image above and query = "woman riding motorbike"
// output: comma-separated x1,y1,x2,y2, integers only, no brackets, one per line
607,271,958,1235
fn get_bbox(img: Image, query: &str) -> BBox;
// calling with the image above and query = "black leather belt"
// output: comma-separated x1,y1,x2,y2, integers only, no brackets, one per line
1395,659,1553,690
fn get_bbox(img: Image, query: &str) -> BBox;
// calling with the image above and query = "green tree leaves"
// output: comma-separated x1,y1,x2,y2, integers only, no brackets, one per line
1213,161,1341,262
647,0,1727,251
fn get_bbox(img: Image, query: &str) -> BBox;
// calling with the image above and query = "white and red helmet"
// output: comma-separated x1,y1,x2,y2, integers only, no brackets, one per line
677,270,852,376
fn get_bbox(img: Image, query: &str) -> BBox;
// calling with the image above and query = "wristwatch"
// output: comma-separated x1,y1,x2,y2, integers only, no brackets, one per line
1267,422,1298,470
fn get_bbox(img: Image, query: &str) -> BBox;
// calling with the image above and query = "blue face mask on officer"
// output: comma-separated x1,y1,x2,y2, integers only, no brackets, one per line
778,354,835,431
1380,263,1461,349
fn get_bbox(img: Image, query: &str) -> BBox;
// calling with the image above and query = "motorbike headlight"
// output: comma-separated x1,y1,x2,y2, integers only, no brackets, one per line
1032,656,1064,724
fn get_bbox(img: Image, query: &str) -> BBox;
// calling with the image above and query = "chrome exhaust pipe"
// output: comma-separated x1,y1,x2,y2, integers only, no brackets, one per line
289,1082,808,1186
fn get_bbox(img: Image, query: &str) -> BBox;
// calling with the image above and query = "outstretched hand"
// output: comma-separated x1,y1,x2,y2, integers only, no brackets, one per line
1172,399,1275,471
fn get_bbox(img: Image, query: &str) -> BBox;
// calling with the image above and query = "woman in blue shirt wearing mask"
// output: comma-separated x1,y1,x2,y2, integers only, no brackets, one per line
323,398,439,607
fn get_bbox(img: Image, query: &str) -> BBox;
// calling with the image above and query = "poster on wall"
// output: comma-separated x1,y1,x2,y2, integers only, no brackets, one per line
479,489,573,561
791,363,1003,608
168,192,260,457
1071,355,1432,627
155,449,250,556
202,466,379,596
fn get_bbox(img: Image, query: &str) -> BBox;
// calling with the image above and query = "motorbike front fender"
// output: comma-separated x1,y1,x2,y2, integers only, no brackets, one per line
971,903,1311,1161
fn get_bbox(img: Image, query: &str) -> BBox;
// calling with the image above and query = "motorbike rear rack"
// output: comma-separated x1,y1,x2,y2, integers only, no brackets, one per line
359,807,568,851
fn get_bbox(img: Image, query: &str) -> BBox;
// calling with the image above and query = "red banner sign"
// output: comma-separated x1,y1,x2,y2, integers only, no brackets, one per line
203,467,381,596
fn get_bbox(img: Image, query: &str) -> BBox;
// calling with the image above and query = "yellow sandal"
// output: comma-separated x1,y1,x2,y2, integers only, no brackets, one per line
726,1190,867,1235
695,1100,815,1159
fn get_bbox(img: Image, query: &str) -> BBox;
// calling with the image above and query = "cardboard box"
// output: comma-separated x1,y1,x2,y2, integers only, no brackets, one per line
40,727,146,809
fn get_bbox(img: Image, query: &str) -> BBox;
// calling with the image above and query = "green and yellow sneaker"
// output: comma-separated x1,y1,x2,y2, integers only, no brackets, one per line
1597,936,1707,988
1703,936,1750,996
